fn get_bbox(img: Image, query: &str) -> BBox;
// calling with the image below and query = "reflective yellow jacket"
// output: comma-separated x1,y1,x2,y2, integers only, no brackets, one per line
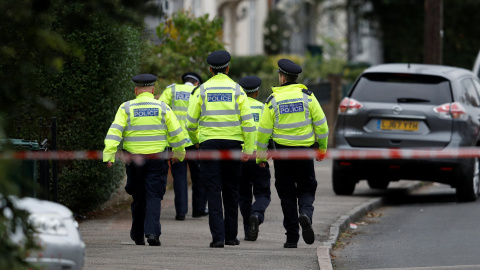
256,83,329,163
186,73,256,154
248,96,265,151
159,83,195,147
103,92,186,163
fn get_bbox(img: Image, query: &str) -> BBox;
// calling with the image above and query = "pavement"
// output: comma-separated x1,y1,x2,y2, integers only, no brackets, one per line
79,159,421,270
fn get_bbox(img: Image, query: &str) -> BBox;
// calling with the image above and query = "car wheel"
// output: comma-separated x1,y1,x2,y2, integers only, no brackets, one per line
456,157,480,202
332,163,356,195
367,178,390,189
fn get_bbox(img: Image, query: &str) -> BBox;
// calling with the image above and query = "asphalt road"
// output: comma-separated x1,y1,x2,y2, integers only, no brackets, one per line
79,159,421,270
331,183,480,270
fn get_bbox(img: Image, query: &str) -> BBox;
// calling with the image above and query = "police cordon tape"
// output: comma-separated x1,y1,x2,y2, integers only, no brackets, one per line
2,147,480,162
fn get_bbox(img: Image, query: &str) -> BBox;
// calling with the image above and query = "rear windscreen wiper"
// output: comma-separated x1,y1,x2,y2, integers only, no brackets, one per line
397,97,430,103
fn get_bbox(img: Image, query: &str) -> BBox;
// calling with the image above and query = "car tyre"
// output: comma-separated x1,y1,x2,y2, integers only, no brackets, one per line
456,157,480,202
367,178,390,190
332,163,356,195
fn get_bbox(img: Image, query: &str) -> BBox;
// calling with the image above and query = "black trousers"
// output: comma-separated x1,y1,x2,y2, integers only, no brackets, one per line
125,156,168,239
273,144,317,243
186,145,208,215
239,157,271,235
200,139,242,242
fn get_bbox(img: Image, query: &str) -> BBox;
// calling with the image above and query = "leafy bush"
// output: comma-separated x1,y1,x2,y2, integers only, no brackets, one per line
2,1,144,213
142,11,224,93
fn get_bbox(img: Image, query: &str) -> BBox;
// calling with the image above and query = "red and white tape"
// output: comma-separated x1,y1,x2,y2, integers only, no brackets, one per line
1,147,480,161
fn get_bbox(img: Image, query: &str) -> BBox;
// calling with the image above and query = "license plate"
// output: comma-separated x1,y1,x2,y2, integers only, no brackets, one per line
379,119,419,131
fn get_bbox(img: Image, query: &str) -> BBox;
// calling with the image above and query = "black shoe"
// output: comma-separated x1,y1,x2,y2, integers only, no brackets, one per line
244,235,255,241
299,214,315,245
248,215,259,241
175,214,186,220
209,241,224,248
283,242,298,248
130,232,145,245
192,211,209,218
146,234,161,246
133,239,145,245
225,238,240,246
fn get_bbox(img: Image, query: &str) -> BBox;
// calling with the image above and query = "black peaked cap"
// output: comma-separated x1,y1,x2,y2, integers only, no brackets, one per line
132,74,157,86
239,76,261,92
278,59,302,75
182,72,203,84
207,50,231,69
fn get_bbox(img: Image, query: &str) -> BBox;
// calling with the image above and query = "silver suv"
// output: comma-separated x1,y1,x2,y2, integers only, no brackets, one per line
333,63,480,202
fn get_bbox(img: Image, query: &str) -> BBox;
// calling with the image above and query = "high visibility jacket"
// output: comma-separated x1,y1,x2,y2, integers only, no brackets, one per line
256,83,329,163
248,96,265,151
103,92,186,163
158,83,195,147
186,73,256,154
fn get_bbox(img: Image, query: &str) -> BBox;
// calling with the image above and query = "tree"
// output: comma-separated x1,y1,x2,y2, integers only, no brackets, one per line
350,0,480,69
142,10,224,90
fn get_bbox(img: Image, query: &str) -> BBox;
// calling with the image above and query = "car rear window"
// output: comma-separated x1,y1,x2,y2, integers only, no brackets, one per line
351,73,452,105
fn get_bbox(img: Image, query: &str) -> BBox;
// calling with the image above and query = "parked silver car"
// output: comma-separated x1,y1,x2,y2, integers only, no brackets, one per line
10,196,85,269
333,63,480,201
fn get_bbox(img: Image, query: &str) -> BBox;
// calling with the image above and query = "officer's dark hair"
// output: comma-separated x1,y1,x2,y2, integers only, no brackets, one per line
184,77,199,84
211,66,228,74
280,72,298,83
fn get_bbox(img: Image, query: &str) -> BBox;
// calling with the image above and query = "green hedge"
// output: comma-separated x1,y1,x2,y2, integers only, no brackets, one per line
5,4,144,213
51,17,142,213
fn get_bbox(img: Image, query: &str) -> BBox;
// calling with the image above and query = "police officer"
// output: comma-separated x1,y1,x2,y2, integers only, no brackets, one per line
158,72,208,220
186,50,256,248
237,76,271,242
256,59,329,248
103,74,186,246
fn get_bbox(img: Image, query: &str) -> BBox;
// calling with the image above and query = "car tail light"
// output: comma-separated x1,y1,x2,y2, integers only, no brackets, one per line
433,102,467,119
338,97,363,114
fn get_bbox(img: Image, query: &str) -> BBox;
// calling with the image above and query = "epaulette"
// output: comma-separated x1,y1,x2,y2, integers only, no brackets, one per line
191,85,200,95
302,89,313,95
265,94,274,104
166,83,175,89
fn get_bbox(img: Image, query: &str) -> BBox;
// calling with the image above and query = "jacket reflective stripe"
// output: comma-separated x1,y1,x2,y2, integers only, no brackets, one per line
170,85,176,108
176,115,187,121
169,140,184,148
124,135,167,142
199,120,241,127
202,109,238,116
258,127,273,134
187,127,198,132
173,106,188,112
125,101,131,126
110,124,124,133
242,126,256,132
106,135,122,142
273,130,314,140
316,131,329,139
126,125,167,131
241,114,253,121
275,120,312,129
256,141,269,148
168,127,183,137
187,114,198,123
314,117,327,126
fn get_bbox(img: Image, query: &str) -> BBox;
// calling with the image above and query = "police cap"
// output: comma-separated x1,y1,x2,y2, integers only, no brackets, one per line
182,72,203,84
132,74,157,86
239,76,261,93
207,50,231,69
278,58,302,75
